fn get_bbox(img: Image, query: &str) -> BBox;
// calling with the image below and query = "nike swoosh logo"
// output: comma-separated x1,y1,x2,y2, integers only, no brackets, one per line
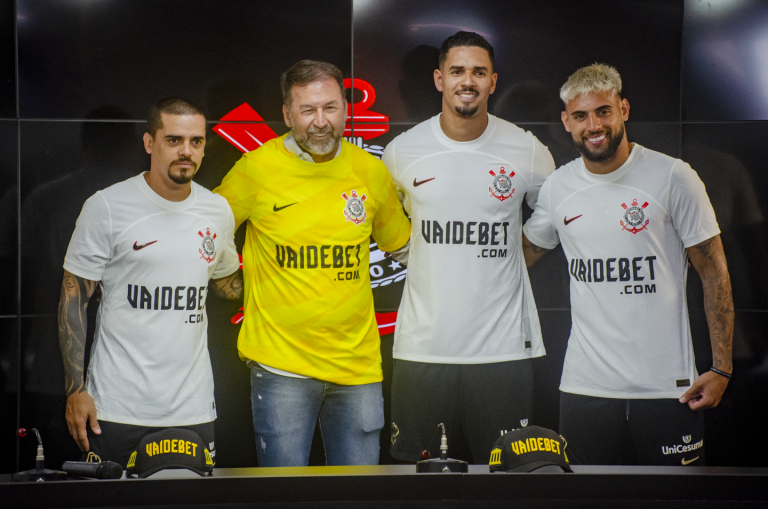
681,456,699,465
133,240,158,251
273,203,297,212
413,177,435,187
563,215,582,225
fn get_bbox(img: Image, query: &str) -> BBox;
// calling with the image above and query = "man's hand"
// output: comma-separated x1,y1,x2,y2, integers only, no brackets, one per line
522,233,552,267
65,390,101,451
679,371,729,411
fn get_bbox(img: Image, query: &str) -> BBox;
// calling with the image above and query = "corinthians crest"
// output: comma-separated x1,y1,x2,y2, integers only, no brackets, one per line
620,198,649,234
342,190,367,226
489,166,515,202
198,227,217,263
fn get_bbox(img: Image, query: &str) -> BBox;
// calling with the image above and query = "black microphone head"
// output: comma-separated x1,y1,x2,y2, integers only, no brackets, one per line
97,461,124,479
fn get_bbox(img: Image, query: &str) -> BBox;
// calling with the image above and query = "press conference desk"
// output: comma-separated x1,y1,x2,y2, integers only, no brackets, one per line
2,464,767,508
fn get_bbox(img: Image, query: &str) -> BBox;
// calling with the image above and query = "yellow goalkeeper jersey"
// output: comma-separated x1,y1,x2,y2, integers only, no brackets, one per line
214,135,411,384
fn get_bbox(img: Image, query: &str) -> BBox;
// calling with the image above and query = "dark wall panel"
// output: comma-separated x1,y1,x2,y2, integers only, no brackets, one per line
682,0,768,121
682,122,768,313
0,318,19,474
0,0,15,118
19,119,146,316
354,0,683,124
0,120,17,316
17,0,352,121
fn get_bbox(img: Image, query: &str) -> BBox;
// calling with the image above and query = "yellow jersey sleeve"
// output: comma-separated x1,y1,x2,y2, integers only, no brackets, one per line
212,152,263,231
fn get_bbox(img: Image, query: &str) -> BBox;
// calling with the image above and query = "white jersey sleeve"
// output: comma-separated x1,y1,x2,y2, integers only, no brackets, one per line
522,176,560,250
210,197,240,279
525,139,556,210
64,193,112,281
669,162,720,248
381,140,400,187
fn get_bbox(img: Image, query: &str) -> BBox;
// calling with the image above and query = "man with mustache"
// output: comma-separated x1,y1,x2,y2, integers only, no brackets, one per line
59,98,243,467
522,64,733,465
214,60,410,466
381,32,555,464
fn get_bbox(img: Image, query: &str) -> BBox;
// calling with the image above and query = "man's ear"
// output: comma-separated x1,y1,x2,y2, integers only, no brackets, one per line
434,68,444,92
560,111,571,133
621,98,630,122
143,132,153,154
283,103,292,128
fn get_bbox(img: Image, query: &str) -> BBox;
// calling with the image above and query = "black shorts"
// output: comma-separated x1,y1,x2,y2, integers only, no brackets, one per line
83,420,216,468
559,392,705,466
390,359,533,464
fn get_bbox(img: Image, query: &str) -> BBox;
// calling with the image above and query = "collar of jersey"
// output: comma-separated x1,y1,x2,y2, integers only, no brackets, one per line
136,172,198,211
275,133,350,173
431,113,497,150
578,142,641,183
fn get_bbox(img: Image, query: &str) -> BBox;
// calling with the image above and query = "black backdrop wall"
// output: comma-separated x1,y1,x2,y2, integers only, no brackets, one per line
2,0,768,473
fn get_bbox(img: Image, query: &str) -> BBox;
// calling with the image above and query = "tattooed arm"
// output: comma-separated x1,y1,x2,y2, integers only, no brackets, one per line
522,233,553,267
210,270,244,300
58,270,100,451
680,235,734,411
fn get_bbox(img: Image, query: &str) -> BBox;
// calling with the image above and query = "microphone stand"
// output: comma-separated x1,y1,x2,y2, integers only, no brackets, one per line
416,423,468,473
12,428,67,482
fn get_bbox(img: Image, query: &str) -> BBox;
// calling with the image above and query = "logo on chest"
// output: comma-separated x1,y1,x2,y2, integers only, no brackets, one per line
489,166,515,202
198,228,217,263
342,190,367,226
620,198,649,234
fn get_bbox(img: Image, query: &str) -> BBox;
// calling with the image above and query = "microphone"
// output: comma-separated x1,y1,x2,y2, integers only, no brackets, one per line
62,461,123,480
12,428,67,482
416,423,468,473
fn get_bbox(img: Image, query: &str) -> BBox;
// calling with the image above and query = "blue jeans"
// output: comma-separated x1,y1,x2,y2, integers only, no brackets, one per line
249,363,384,467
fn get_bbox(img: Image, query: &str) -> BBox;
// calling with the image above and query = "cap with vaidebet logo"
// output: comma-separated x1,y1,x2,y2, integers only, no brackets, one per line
489,425,573,473
126,428,214,478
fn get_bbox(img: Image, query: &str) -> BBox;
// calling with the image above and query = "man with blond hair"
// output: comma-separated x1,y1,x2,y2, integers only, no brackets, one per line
522,64,733,465
214,60,411,467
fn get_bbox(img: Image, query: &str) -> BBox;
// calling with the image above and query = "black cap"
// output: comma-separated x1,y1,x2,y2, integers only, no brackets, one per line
126,428,214,478
489,425,572,473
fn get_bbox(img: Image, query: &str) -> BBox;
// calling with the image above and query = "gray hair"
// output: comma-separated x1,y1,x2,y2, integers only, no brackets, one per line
281,60,345,108
559,63,622,107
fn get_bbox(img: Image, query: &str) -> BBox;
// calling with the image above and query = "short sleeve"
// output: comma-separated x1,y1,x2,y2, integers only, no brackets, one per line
213,154,259,231
63,193,112,281
211,198,240,279
669,162,721,248
525,137,556,210
371,161,411,252
381,138,399,188
522,176,560,250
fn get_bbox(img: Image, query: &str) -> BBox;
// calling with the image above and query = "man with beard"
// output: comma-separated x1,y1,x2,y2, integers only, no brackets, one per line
59,98,243,466
381,31,555,464
522,64,733,465
214,60,410,467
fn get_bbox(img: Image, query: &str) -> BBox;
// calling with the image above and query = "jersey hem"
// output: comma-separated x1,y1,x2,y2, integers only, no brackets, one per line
522,224,559,250
681,227,721,249
94,412,217,427
559,386,686,399
392,349,546,364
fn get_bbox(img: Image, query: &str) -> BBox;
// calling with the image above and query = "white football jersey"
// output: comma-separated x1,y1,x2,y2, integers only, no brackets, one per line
64,174,239,426
383,114,555,363
523,144,720,399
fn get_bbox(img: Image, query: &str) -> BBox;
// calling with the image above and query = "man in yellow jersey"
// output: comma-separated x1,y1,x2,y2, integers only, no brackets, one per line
214,60,411,467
